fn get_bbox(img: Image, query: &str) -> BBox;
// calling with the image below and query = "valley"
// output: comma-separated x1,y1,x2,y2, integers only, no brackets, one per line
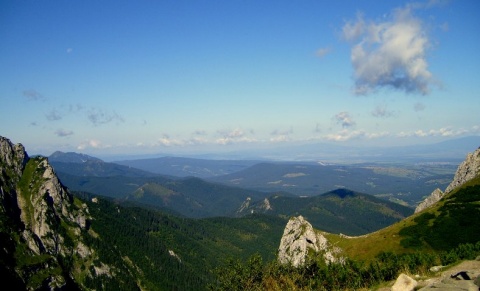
1,135,480,290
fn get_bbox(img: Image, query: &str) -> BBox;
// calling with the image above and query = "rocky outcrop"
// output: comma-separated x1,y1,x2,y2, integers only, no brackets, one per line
0,136,94,290
415,188,444,213
278,216,343,267
415,147,480,213
445,147,480,193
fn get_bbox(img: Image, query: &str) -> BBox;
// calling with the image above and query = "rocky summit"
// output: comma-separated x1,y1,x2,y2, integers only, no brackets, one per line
277,215,343,267
415,147,480,213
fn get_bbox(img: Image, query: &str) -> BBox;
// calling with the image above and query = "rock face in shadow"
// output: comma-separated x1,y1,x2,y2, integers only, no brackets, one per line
277,215,343,267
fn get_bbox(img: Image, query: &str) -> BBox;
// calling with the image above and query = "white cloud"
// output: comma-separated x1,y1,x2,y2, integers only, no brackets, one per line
77,139,106,150
397,126,469,138
325,129,364,141
155,134,184,147
215,128,256,145
325,129,389,142
343,5,434,95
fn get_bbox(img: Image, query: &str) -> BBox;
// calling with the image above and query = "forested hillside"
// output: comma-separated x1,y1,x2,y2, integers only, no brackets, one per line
237,189,413,235
75,192,287,289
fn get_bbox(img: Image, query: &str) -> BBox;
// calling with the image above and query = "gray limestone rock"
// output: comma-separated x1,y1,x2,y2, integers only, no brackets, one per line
445,147,480,194
415,188,444,213
277,215,343,267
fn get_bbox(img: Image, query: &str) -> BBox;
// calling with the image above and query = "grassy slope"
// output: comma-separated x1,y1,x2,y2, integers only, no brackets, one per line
324,176,480,262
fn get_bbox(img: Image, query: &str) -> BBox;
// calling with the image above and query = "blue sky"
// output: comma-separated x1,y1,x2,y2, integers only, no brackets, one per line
1,0,479,157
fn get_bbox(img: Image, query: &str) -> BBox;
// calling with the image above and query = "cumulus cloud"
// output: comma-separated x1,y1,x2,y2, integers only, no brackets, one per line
77,139,106,150
215,128,256,145
371,104,395,118
156,134,184,147
23,89,45,101
397,126,468,138
55,129,74,137
343,5,434,95
88,108,125,126
334,112,356,128
325,129,390,142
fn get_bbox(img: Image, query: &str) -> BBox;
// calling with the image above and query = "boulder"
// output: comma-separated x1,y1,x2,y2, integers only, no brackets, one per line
392,273,417,291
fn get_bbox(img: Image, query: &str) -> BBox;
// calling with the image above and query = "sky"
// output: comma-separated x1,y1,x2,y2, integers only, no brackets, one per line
1,0,479,158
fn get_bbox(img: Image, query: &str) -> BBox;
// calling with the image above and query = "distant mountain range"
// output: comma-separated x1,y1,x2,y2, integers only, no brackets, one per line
114,156,260,178
48,151,412,234
109,135,480,162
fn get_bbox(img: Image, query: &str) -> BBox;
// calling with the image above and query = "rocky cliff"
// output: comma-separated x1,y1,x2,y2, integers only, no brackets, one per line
445,147,480,193
415,147,480,213
277,216,344,267
414,188,444,213
0,136,96,290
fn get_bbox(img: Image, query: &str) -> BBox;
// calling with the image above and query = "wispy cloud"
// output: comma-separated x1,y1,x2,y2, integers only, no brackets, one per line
334,111,356,128
371,104,395,118
343,5,435,95
23,89,45,101
270,128,293,143
46,109,63,121
414,102,426,112
55,129,74,137
87,108,125,126
315,46,332,58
